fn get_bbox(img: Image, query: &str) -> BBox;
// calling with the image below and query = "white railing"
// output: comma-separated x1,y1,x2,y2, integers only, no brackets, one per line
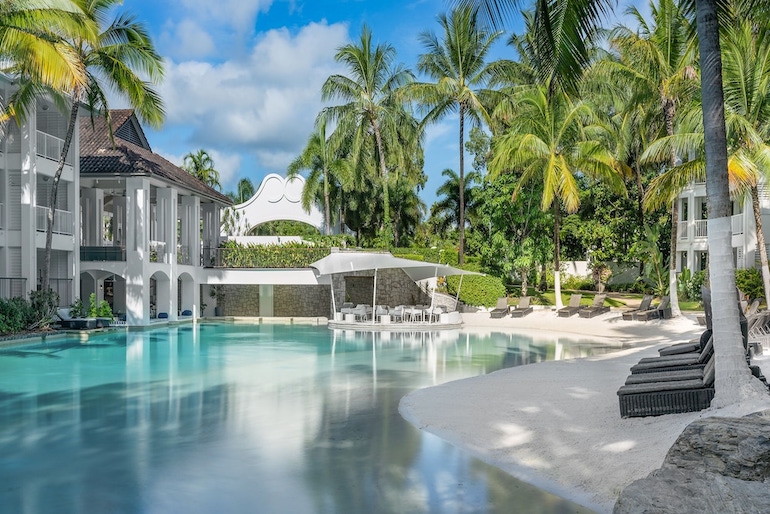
177,244,192,265
35,205,74,235
149,240,167,263
36,131,72,165
677,221,688,240
694,219,708,238
731,214,744,235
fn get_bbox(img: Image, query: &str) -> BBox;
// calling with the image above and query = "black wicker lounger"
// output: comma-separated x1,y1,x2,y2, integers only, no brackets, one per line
489,298,509,318
578,294,610,318
509,296,534,318
630,337,713,374
617,357,715,418
557,294,582,317
635,296,671,321
621,295,653,321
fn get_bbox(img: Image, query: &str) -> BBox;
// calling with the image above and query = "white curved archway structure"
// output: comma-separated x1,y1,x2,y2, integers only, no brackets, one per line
231,174,325,234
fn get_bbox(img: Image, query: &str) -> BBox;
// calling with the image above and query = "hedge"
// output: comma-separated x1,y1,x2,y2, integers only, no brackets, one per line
446,273,506,308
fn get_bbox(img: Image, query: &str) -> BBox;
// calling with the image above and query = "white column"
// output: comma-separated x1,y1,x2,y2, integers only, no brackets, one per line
20,112,36,298
157,188,177,319
126,177,149,325
80,188,104,246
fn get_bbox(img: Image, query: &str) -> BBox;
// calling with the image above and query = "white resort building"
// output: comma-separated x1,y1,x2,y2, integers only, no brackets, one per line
1,75,440,326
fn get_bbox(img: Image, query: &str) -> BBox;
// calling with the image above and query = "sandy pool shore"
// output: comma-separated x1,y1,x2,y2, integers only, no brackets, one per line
399,309,770,513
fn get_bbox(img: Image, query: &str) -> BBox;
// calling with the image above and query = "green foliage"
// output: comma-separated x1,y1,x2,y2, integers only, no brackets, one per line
252,220,320,237
562,275,594,291
678,269,706,302
392,247,458,265
97,300,113,320
304,234,356,248
0,297,36,334
28,289,59,328
69,298,86,318
218,241,332,268
445,274,506,307
736,268,764,301
88,293,98,318
635,225,668,296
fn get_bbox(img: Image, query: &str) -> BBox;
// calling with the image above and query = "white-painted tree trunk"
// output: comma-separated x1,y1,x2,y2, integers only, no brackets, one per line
554,271,563,310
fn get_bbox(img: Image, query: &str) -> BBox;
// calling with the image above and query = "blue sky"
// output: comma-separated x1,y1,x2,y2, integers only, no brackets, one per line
118,0,643,207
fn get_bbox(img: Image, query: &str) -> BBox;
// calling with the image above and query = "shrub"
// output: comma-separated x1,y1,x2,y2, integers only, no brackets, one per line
446,274,506,308
562,275,594,291
736,268,764,301
0,297,36,334
678,269,707,302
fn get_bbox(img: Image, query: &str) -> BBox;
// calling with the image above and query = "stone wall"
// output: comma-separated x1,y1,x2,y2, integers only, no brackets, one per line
274,285,330,317
219,285,259,316
218,284,330,317
333,268,431,307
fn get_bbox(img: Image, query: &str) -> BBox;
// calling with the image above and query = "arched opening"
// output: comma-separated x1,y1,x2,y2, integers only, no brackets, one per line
177,272,195,316
151,271,171,319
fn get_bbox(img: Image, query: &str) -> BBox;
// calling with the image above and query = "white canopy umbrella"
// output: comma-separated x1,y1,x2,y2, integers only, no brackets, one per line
310,251,480,318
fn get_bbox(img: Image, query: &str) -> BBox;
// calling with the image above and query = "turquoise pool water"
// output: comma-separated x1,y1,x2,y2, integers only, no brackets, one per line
0,323,608,513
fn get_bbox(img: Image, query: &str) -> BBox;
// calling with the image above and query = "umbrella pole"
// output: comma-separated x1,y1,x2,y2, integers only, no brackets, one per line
372,268,378,323
330,281,336,318
455,274,464,311
429,266,437,324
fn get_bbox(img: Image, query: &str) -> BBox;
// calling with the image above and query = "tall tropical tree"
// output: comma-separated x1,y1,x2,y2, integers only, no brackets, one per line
489,87,627,309
321,26,415,245
287,116,351,235
596,0,697,317
234,178,255,204
7,0,164,296
182,149,221,190
430,167,481,238
412,6,502,264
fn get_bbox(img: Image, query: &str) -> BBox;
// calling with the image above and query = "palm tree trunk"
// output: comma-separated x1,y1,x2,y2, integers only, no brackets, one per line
696,0,765,405
664,98,682,317
42,95,79,295
553,202,563,310
323,170,331,236
371,119,392,245
750,185,770,307
458,104,466,266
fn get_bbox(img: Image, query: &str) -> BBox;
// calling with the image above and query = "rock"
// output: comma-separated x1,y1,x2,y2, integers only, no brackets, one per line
662,416,770,482
614,411,770,513
614,468,770,514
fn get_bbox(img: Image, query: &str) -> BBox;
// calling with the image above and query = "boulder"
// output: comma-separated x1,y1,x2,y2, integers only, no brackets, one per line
614,411,770,514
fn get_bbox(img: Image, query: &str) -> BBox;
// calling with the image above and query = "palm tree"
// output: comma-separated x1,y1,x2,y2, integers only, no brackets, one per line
489,86,627,309
412,6,502,264
287,116,351,235
6,0,164,295
0,0,92,102
594,0,697,317
182,149,221,190
430,168,481,237
235,178,255,204
321,26,415,245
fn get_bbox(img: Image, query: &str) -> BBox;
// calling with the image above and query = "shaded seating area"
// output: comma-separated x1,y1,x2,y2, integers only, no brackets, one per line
490,297,509,318
509,296,533,318
621,295,653,321
557,294,582,317
578,294,610,318
635,296,671,321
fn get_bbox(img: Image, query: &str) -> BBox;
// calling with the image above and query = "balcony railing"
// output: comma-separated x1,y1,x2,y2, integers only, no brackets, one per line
177,244,192,265
149,240,166,263
80,246,126,262
677,221,688,240
36,206,73,235
36,131,72,165
0,277,26,299
46,278,73,305
732,214,744,235
694,219,708,238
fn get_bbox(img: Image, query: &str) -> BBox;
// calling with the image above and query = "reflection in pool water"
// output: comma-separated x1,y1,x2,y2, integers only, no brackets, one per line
0,323,607,513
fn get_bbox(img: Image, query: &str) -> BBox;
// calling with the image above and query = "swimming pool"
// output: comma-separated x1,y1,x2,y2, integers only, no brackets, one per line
0,323,608,513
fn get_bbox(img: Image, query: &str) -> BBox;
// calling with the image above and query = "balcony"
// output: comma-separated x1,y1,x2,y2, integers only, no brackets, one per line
177,244,192,265
80,246,126,262
36,206,74,235
149,240,166,263
694,219,708,238
36,131,72,165
0,277,26,299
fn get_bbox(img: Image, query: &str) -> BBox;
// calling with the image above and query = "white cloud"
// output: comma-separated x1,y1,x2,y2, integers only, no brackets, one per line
178,0,272,32
162,19,215,59
157,21,349,178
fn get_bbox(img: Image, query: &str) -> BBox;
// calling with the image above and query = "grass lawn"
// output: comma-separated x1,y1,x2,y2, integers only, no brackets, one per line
511,288,703,312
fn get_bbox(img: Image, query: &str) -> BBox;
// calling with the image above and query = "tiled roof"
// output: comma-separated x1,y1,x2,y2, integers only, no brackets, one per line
80,109,232,205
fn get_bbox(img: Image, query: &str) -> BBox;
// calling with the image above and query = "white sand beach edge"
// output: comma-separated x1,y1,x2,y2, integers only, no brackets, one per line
398,309,770,513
